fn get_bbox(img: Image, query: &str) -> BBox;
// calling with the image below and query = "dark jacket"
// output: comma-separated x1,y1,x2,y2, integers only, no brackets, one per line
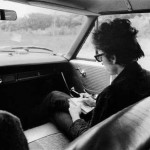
69,62,150,139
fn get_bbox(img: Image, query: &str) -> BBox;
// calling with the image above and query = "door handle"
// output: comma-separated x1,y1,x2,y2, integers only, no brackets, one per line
76,68,86,77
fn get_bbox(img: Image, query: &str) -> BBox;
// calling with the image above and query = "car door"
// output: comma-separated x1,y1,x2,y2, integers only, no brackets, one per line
69,28,111,96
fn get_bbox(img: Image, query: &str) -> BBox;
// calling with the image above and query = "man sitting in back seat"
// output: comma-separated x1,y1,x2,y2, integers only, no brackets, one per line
32,18,150,140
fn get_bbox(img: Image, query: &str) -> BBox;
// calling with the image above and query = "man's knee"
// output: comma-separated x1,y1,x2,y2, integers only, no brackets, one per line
44,90,70,111
44,90,59,101
0,110,29,150
44,90,70,103
49,90,62,99
43,90,60,107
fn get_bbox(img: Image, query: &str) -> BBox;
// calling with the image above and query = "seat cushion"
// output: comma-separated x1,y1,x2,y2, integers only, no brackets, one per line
24,123,70,150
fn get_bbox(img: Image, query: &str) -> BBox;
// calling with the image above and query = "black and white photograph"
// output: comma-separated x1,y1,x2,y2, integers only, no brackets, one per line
0,0,150,150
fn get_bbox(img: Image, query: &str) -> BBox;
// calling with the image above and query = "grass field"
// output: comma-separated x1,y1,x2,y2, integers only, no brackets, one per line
0,30,150,71
0,31,76,54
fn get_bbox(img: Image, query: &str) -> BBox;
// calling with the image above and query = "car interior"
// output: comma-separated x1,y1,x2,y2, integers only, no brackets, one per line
0,0,150,149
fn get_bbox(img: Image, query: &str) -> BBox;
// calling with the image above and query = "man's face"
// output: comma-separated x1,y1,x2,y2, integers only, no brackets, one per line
95,50,118,75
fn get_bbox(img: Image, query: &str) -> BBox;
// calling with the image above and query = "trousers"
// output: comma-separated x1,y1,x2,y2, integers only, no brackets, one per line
28,91,92,140
27,91,73,137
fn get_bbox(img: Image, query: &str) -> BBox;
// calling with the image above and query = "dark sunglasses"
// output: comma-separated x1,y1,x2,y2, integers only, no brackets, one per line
94,53,104,62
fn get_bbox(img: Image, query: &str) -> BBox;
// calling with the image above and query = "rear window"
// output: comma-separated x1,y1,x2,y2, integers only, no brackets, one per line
77,13,150,70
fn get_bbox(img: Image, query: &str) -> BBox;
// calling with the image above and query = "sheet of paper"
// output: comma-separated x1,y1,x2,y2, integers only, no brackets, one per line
69,98,94,114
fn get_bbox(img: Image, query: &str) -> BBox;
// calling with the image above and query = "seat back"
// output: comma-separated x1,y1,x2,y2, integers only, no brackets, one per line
0,110,29,150
66,96,150,150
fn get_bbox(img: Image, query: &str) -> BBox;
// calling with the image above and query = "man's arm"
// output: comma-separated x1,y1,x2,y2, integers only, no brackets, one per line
69,119,90,139
68,102,91,139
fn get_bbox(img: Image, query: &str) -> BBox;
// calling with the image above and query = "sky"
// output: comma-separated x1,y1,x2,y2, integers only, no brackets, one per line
0,0,57,18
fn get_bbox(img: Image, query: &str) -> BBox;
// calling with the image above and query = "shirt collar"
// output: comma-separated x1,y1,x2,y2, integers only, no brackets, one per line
111,61,142,85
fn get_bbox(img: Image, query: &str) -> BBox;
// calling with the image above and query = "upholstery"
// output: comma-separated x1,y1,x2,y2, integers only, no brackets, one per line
66,96,150,150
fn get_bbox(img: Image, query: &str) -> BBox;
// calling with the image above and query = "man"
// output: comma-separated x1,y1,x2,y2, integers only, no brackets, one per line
39,18,150,140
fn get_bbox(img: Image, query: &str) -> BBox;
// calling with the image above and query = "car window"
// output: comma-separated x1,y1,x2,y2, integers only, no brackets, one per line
77,13,150,70
0,1,86,55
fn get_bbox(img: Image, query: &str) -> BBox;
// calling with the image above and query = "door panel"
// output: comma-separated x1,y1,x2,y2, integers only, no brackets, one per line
70,59,110,95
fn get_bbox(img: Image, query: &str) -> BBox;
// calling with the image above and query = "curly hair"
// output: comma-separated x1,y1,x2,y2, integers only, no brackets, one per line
92,18,144,65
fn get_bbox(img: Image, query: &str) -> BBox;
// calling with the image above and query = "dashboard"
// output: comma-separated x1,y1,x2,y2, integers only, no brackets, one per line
0,53,68,84
0,52,67,66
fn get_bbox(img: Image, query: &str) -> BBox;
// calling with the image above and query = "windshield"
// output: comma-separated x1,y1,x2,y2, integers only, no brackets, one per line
0,1,86,55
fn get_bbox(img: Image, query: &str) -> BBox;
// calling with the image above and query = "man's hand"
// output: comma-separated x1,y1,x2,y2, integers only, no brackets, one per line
80,93,96,107
80,92,91,98
82,97,96,107
68,93,96,122
69,102,82,122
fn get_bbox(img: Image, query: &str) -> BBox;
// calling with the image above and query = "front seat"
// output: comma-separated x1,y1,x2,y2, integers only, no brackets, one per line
65,96,150,150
